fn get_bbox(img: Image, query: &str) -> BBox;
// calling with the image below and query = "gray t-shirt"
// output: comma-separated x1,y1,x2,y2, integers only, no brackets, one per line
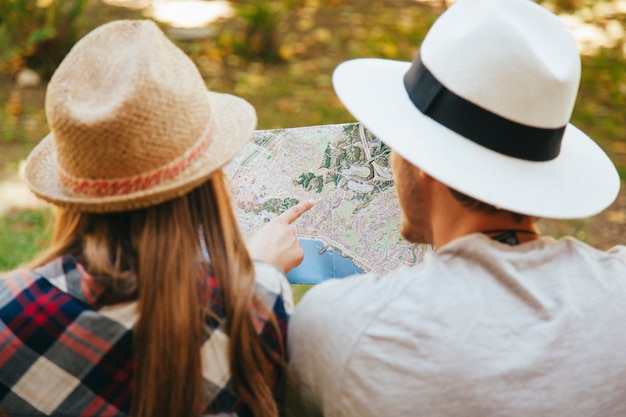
286,234,626,417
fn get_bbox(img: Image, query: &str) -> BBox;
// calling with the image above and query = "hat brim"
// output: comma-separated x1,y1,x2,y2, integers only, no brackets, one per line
333,58,620,219
24,91,256,213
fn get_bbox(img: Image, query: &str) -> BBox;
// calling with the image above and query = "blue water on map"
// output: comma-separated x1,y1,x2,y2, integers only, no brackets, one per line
286,239,363,284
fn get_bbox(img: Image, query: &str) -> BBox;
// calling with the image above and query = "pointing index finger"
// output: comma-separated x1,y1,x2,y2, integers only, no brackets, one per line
277,200,314,224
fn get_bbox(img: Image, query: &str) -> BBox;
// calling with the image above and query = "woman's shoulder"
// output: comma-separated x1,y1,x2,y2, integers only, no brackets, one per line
252,261,294,316
0,258,71,303
0,266,41,308
1,257,129,310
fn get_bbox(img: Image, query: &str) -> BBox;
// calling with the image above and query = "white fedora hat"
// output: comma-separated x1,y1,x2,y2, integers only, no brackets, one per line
333,0,619,219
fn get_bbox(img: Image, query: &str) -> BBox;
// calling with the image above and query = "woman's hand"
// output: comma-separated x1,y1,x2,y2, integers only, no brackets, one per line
246,200,314,273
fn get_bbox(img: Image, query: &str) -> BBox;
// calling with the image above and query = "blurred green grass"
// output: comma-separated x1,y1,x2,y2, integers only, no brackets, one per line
291,284,312,305
0,209,52,270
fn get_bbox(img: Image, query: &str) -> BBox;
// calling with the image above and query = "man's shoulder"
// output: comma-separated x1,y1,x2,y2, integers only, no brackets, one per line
302,265,414,303
291,265,418,335
287,268,419,388
443,234,626,266
544,236,626,269
606,243,626,260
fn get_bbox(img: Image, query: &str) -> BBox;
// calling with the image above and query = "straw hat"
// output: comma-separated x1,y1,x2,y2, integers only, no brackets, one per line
24,19,256,213
333,0,620,219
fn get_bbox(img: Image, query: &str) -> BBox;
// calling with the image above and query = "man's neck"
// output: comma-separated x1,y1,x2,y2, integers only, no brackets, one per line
433,214,539,247
430,183,539,248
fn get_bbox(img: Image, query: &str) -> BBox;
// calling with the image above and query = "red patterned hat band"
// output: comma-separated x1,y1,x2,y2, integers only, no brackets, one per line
57,116,216,198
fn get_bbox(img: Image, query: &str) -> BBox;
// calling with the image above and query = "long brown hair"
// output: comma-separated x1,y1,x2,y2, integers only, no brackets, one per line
30,170,285,417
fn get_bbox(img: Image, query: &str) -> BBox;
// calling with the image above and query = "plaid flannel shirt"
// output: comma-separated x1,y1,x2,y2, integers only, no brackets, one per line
0,257,293,417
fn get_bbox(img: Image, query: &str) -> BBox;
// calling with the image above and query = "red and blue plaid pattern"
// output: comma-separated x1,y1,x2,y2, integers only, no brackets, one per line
0,257,293,417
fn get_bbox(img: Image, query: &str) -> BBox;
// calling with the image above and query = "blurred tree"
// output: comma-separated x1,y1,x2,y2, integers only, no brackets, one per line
0,0,89,79
236,0,283,60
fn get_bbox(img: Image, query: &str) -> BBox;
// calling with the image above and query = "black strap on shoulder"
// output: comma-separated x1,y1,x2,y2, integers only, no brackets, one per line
489,230,520,246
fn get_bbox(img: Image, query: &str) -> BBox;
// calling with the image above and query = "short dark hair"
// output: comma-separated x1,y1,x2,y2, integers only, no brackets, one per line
447,187,528,223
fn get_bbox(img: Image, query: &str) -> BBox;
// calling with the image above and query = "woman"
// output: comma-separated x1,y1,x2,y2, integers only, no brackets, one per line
0,20,311,417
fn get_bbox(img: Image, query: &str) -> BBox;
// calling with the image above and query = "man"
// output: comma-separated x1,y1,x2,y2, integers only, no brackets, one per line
285,0,626,416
